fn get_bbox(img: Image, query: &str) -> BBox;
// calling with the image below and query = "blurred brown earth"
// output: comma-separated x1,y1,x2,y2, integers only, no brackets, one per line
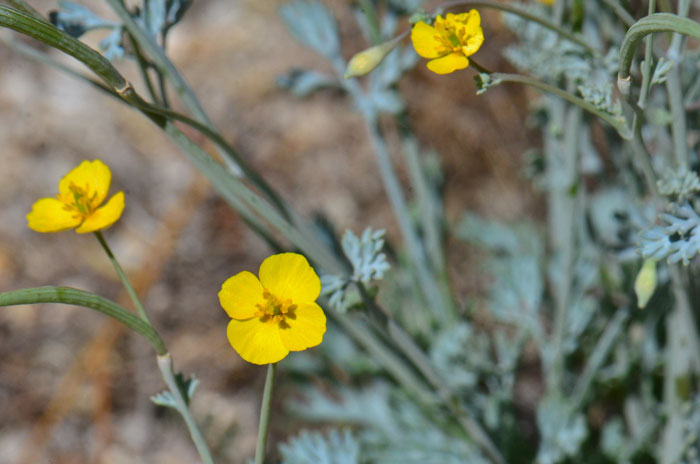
0,1,537,462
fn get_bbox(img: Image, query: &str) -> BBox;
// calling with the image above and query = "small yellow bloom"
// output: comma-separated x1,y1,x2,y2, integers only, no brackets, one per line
27,159,125,234
219,253,326,365
411,10,484,75
538,0,555,5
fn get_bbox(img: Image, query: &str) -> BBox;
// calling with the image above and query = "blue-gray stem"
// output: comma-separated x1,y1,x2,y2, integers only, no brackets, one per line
158,354,215,464
94,231,152,325
255,363,277,464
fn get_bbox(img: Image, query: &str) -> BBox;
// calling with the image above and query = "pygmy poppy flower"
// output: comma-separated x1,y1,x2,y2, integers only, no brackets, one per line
27,159,125,233
411,10,484,74
219,253,326,365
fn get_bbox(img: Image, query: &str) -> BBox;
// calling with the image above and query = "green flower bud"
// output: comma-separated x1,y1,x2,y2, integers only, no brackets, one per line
634,258,657,309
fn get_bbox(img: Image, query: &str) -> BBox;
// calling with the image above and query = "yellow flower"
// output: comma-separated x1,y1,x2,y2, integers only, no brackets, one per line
538,0,555,4
219,253,326,365
27,159,125,234
411,10,484,75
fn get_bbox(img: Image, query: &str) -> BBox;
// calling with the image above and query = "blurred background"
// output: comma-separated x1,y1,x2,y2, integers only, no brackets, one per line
0,0,538,462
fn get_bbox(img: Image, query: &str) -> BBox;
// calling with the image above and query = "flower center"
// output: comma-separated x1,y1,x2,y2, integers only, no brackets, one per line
255,289,297,327
60,182,98,219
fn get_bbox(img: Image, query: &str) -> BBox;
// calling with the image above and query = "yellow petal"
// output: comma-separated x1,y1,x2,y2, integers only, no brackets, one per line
219,271,264,320
227,318,288,365
26,198,81,233
75,191,124,233
411,21,443,59
59,159,112,206
457,10,481,29
279,302,326,352
462,34,484,57
258,253,321,304
426,53,469,74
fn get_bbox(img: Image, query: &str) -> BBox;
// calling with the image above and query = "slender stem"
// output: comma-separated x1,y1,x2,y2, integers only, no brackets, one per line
358,0,381,44
661,267,698,464
3,0,43,20
365,119,455,324
94,231,152,325
468,57,492,74
255,363,277,464
617,13,700,82
0,5,127,90
637,0,656,110
0,286,166,355
158,354,215,464
571,308,629,408
437,0,598,56
630,107,661,200
128,32,160,104
547,104,581,392
665,0,690,169
600,0,635,27
488,73,632,139
355,285,505,464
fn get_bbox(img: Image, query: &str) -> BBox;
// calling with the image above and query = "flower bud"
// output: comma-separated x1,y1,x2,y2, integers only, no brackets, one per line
344,35,402,79
634,258,657,309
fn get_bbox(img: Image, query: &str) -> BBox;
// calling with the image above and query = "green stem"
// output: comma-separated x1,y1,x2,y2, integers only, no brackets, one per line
158,354,216,464
637,0,656,110
358,0,381,44
665,0,690,169
103,0,294,221
355,285,504,464
0,286,166,355
255,363,277,464
438,0,598,56
94,231,152,325
571,308,629,408
365,119,455,324
600,0,635,27
618,13,700,82
0,5,127,90
547,104,581,392
128,32,161,104
487,72,632,138
661,267,699,463
2,0,42,20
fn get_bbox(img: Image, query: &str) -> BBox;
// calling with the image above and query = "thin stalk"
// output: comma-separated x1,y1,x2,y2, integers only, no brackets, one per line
400,135,445,276
547,104,581,392
104,0,295,223
571,308,629,408
0,286,166,355
94,231,151,325
665,0,690,169
637,0,656,110
2,0,42,20
254,363,277,464
158,354,215,464
437,0,598,56
661,267,699,464
327,308,438,406
365,119,455,324
600,0,635,27
0,5,345,274
0,34,117,98
0,5,127,90
356,285,505,464
358,0,381,44
128,32,161,104
488,73,632,139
